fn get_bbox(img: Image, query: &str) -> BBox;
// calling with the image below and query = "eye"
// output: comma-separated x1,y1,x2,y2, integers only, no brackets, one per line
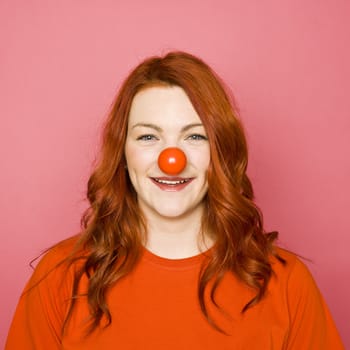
136,134,158,141
186,134,208,141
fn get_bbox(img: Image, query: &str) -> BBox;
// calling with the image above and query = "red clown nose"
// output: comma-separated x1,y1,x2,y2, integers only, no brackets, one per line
158,147,187,175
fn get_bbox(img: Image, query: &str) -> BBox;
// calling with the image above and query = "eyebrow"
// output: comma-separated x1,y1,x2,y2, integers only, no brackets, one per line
131,123,204,132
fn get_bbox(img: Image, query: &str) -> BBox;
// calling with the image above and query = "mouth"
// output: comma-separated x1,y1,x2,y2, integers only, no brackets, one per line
150,177,194,191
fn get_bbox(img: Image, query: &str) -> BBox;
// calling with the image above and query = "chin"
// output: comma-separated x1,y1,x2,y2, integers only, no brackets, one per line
153,203,202,220
153,207,187,218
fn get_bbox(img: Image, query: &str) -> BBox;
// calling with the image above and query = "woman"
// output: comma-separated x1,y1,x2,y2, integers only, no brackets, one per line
6,51,344,349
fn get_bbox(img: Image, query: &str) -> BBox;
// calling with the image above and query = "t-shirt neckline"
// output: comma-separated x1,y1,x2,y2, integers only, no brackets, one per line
141,246,213,270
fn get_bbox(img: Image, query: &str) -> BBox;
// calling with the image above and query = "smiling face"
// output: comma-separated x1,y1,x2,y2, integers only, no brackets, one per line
124,85,210,221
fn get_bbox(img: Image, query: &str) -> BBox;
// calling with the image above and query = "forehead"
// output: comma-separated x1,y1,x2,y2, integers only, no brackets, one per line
128,86,201,125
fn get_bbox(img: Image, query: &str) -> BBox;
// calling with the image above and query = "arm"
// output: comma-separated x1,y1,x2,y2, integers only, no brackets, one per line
285,258,344,349
5,249,72,350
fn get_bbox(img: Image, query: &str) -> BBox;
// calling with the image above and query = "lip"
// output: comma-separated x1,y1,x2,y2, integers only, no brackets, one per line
150,177,194,192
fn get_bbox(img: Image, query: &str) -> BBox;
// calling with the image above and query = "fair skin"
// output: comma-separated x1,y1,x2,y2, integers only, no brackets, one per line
125,86,212,258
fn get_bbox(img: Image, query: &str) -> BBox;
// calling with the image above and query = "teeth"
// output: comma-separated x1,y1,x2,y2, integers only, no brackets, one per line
154,178,189,185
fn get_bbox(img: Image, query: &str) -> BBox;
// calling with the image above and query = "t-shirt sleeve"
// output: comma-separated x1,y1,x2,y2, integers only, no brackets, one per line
5,249,73,350
285,257,344,349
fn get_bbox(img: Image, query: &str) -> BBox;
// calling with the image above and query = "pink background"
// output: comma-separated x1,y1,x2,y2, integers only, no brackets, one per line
1,0,349,347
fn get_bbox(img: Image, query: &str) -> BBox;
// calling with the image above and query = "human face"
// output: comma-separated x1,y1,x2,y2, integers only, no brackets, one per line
125,86,210,220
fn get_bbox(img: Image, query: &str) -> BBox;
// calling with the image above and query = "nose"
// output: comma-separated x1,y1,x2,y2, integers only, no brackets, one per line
158,147,187,175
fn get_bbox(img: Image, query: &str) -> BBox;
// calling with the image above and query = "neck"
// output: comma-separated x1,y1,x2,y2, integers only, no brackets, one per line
141,206,213,259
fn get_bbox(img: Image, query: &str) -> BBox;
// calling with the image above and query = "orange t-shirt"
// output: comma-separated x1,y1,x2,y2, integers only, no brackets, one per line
6,239,344,349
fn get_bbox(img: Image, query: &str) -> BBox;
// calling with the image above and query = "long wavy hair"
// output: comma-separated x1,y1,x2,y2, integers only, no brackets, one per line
63,51,283,334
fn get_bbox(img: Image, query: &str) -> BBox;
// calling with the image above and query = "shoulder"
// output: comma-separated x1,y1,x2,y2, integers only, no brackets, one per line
270,246,313,280
268,246,324,304
26,235,84,290
34,235,81,269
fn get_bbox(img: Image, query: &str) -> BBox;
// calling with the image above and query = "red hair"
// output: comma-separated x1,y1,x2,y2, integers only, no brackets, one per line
63,51,282,334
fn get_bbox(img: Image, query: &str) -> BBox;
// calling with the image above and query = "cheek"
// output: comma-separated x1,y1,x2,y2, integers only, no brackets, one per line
125,143,157,173
189,147,210,171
